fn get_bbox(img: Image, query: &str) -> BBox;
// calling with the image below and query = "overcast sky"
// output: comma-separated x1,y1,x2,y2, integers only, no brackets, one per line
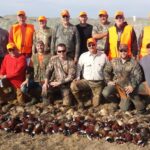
0,0,150,18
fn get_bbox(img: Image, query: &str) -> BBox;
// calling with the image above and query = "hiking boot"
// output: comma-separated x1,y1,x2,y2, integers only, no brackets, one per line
42,98,53,106
26,98,38,106
2,103,13,113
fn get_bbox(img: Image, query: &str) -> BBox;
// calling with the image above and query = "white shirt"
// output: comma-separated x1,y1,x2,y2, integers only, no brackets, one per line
77,51,108,80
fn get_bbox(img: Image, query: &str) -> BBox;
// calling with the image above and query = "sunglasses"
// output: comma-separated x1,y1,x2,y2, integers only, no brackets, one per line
88,44,96,47
57,50,66,53
62,15,69,18
8,48,15,52
116,16,123,19
119,49,127,52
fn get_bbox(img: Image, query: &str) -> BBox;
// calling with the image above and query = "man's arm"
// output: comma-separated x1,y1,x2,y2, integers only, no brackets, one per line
9,26,14,43
60,60,76,84
131,28,138,57
74,26,80,62
92,25,108,40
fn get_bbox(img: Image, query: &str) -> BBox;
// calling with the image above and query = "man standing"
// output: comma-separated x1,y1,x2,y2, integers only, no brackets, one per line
0,43,26,105
92,10,112,52
76,12,93,56
9,10,34,58
71,38,108,108
0,27,8,67
139,24,150,59
102,44,146,114
42,43,76,106
32,16,52,54
105,11,138,60
51,10,80,63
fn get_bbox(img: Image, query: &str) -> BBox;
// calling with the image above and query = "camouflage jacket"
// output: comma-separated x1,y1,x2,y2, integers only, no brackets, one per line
45,55,76,84
32,53,51,82
51,23,80,59
92,22,112,51
103,57,143,89
32,26,52,53
0,28,8,58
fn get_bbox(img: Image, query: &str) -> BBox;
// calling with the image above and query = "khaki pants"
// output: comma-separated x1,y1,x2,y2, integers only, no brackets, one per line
42,83,72,106
71,79,104,107
0,78,25,105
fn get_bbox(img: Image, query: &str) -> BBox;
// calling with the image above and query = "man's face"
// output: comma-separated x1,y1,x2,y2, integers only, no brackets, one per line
17,15,26,25
61,15,70,24
87,42,97,54
36,43,44,53
99,14,108,24
115,15,124,27
119,48,128,59
39,20,47,28
8,48,18,57
57,46,66,59
147,47,150,55
79,15,88,24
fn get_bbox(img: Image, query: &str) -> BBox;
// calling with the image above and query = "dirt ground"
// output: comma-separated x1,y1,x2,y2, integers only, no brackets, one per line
0,97,150,150
0,130,150,150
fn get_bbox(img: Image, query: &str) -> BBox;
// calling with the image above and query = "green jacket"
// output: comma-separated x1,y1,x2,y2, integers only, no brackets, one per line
32,53,51,82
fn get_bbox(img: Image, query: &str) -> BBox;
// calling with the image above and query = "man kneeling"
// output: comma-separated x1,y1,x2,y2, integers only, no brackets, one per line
102,44,146,114
71,38,108,109
0,43,26,107
42,43,76,106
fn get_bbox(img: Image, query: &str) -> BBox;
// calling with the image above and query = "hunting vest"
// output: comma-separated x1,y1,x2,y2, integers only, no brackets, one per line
108,25,132,59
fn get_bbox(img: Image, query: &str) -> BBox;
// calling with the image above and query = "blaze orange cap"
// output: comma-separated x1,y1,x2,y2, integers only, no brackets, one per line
17,10,26,16
115,11,124,18
61,10,70,16
99,10,108,16
87,38,96,45
79,11,87,17
7,43,16,50
38,16,47,21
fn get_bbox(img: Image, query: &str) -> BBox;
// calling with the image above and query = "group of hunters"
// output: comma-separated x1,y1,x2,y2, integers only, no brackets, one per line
0,9,150,115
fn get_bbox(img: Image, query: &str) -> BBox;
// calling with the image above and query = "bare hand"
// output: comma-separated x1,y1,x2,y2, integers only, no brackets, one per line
125,85,133,95
42,83,49,96
21,79,29,87
50,81,61,87
108,81,116,86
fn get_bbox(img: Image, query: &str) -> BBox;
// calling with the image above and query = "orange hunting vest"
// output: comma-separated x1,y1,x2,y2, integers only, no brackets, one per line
12,24,34,54
108,25,132,60
140,26,150,58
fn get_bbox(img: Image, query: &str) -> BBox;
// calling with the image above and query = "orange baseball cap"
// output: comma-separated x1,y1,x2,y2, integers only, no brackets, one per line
115,11,124,18
61,10,70,16
87,38,96,45
17,10,26,16
99,10,108,16
7,43,16,50
38,16,47,21
79,11,87,16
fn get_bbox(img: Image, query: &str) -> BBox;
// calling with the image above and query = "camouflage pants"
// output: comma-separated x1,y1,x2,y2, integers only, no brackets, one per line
0,78,25,105
42,83,72,106
71,79,104,107
102,85,145,112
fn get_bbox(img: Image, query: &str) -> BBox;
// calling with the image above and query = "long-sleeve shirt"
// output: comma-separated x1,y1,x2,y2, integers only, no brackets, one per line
0,28,8,58
0,54,26,88
77,51,108,80
45,55,76,84
103,57,143,89
51,23,80,59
